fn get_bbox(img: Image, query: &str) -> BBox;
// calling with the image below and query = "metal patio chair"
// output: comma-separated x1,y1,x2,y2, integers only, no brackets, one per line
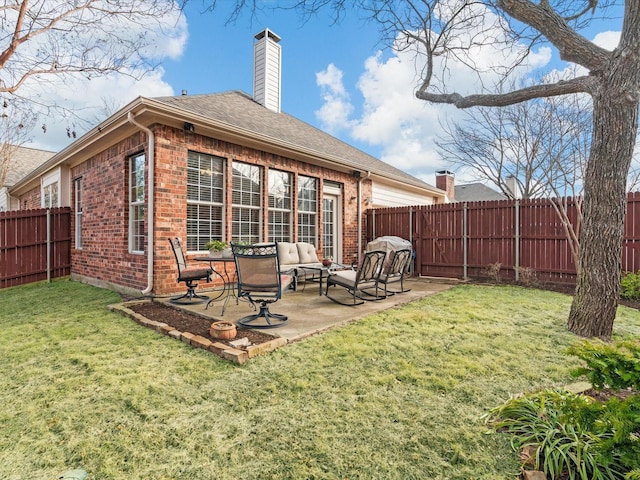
324,250,386,306
376,248,412,296
168,237,212,304
232,242,295,328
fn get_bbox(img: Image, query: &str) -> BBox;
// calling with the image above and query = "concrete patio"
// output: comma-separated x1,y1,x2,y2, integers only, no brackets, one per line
161,277,456,343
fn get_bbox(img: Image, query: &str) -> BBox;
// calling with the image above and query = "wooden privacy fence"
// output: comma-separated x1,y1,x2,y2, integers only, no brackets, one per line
366,194,640,284
0,208,71,289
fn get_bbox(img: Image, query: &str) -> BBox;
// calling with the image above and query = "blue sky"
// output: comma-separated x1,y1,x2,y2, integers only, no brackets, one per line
24,2,623,187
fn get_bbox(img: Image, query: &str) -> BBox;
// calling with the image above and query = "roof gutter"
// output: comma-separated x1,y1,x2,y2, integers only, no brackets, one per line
357,170,372,262
127,112,155,296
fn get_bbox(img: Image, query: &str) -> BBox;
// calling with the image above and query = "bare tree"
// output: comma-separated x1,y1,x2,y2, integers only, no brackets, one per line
435,89,591,272
0,0,182,184
0,98,36,187
436,92,591,200
234,0,637,338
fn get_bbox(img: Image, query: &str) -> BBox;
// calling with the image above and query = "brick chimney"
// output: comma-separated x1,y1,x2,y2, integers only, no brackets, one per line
253,28,281,113
436,170,455,201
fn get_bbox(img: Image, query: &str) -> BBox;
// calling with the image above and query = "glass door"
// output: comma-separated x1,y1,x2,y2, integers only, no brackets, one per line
322,188,342,261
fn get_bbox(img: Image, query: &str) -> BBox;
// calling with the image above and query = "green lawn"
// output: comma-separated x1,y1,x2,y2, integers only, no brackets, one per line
1,280,639,479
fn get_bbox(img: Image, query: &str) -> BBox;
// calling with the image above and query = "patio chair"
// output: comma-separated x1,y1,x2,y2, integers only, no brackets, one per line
376,248,412,296
232,242,295,328
324,250,387,306
168,237,212,304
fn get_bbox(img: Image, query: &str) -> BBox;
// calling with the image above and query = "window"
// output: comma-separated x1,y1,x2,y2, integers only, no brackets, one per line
129,153,146,253
74,178,82,249
187,152,225,251
268,170,292,242
41,170,60,208
232,161,262,243
297,175,318,244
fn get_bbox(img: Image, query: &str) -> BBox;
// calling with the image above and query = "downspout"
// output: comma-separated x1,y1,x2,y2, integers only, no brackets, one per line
127,112,155,295
357,170,372,262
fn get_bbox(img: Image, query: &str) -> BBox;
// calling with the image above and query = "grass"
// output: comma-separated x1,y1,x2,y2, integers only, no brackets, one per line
1,280,640,479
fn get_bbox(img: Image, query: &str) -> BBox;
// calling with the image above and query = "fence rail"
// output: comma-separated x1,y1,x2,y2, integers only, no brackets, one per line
0,208,71,288
366,194,640,284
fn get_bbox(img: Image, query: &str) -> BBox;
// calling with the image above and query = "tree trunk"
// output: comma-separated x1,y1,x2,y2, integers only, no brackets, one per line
568,80,639,338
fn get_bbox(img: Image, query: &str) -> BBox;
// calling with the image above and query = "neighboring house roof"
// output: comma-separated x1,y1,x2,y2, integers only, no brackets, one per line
153,91,439,193
2,145,55,187
454,183,506,202
9,90,444,199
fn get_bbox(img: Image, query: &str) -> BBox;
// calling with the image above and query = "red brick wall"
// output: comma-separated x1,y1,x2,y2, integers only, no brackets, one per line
154,125,371,296
21,124,371,297
20,187,40,209
70,133,149,291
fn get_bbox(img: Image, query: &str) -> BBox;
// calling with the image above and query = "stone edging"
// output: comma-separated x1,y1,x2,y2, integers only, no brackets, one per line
108,300,288,364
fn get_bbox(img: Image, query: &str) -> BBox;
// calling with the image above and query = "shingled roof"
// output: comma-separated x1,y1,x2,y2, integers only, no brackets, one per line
152,90,438,192
3,145,55,187
454,182,506,202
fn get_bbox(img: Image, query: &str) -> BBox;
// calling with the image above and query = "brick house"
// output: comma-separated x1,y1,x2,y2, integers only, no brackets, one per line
8,29,445,297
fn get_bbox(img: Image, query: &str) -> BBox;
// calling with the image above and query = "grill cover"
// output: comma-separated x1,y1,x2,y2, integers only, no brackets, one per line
366,236,412,253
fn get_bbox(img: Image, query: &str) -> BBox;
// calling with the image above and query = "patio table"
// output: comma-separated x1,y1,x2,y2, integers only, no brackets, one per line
299,263,352,296
194,257,236,315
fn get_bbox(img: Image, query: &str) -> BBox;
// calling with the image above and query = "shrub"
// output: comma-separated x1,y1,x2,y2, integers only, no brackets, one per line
621,271,640,300
568,340,640,391
515,266,537,286
483,262,502,283
486,389,640,479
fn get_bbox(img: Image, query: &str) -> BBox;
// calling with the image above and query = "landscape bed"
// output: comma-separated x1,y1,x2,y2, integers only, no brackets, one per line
110,300,287,363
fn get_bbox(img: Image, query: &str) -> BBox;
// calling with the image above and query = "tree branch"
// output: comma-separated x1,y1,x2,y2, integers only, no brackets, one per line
417,76,593,108
496,0,610,71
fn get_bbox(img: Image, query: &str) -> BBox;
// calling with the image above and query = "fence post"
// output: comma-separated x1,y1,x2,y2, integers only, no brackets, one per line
46,209,51,283
463,202,468,280
514,200,520,282
409,206,414,274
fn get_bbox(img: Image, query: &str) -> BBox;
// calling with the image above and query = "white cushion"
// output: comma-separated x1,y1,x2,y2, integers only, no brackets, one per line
297,242,319,264
277,242,300,265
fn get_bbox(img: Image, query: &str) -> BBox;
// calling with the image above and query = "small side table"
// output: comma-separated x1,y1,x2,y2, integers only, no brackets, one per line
194,257,236,315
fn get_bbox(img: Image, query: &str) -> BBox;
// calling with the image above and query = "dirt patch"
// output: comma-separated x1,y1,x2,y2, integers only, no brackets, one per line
127,301,278,348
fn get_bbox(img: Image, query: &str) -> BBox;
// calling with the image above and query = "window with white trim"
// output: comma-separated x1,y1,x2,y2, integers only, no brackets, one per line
268,169,292,242
187,151,225,251
232,161,262,244
297,175,318,245
42,171,59,208
74,178,83,249
129,153,146,253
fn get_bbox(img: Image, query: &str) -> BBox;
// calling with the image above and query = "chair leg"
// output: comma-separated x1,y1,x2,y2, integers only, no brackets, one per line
384,277,412,294
237,302,288,328
358,285,386,301
170,280,210,305
324,283,364,306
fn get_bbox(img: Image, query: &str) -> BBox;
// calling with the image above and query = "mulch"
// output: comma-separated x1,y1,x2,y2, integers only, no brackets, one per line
127,301,278,348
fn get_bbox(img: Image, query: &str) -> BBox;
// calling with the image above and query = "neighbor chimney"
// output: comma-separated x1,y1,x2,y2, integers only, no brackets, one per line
253,28,281,113
505,175,519,199
436,170,455,202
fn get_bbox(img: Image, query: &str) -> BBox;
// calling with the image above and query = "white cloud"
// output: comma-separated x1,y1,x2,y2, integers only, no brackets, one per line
19,5,188,152
313,6,557,185
315,63,354,134
592,31,620,50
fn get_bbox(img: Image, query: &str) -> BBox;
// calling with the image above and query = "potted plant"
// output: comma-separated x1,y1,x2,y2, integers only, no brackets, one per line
209,321,237,340
204,240,232,258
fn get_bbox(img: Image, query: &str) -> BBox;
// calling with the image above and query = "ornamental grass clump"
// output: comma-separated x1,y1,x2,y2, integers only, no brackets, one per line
486,340,640,479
